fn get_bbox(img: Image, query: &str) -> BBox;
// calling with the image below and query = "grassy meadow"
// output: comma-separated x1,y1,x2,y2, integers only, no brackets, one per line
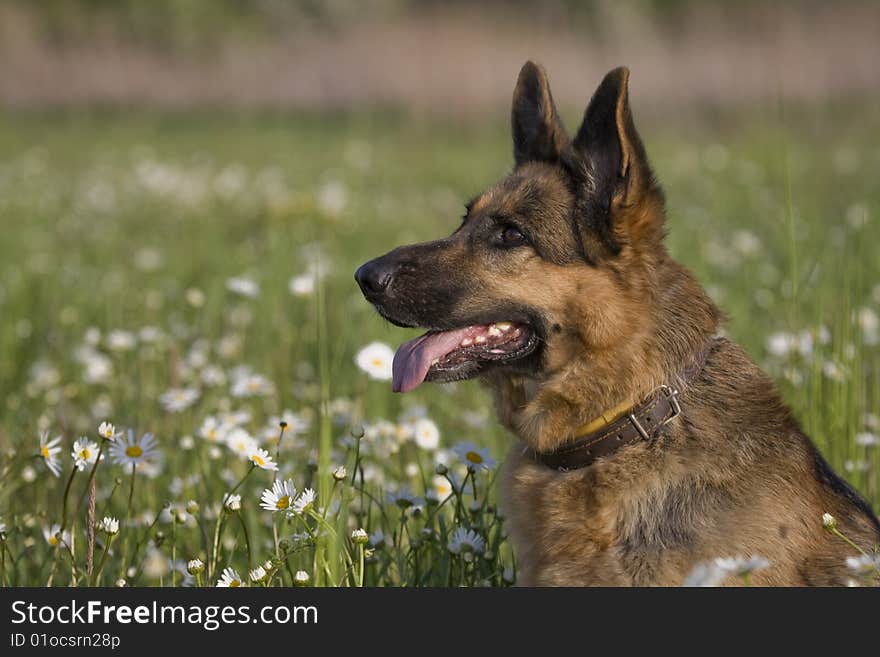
0,105,878,586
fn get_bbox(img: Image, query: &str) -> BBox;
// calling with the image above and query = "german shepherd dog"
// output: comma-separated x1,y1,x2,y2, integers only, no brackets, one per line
355,62,880,585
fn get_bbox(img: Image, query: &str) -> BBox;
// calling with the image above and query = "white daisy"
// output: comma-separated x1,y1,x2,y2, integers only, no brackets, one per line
713,555,770,576
288,273,316,297
249,448,278,471
447,527,485,555
98,421,120,441
452,441,496,471
249,566,267,583
684,555,771,586
293,570,310,586
106,330,137,352
201,365,227,387
429,475,453,503
846,554,880,575
225,276,259,298
855,432,878,447
159,387,200,413
386,487,423,509
217,409,251,427
198,416,228,443
413,418,440,450
355,342,394,380
38,431,62,477
290,488,317,515
267,410,311,437
231,373,275,398
765,331,796,357
43,523,70,548
216,567,245,587
109,429,160,472
71,438,100,471
224,494,242,511
260,479,296,513
100,517,119,535
225,428,258,460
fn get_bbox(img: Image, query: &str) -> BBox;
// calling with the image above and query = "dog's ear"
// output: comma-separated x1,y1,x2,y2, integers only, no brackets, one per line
511,61,569,166
571,67,661,251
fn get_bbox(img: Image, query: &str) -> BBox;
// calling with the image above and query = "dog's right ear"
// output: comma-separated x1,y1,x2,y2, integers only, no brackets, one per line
511,61,569,166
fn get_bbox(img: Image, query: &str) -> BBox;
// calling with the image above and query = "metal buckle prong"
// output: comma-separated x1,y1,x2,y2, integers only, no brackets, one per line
629,412,650,440
658,384,682,426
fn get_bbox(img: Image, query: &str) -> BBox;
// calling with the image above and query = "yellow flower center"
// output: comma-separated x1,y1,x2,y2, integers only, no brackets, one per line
252,455,264,466
276,496,289,510
465,451,483,464
126,445,143,458
81,449,90,460
41,446,49,458
48,536,58,546
229,579,240,588
372,358,383,367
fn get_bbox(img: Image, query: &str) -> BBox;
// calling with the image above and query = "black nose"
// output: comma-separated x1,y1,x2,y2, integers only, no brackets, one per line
355,258,396,300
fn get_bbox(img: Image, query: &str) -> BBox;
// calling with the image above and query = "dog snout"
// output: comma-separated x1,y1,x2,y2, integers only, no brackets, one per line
355,257,397,301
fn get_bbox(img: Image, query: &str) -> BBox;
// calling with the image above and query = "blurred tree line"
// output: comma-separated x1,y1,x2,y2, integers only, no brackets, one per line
6,0,851,50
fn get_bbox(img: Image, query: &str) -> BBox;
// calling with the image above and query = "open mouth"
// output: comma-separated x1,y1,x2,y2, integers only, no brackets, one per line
392,322,538,393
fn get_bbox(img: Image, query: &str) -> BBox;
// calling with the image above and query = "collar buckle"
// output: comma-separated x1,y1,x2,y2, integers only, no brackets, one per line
657,384,682,426
628,384,681,441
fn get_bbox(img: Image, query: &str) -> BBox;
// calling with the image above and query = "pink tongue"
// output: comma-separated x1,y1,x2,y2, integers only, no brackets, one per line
392,327,475,393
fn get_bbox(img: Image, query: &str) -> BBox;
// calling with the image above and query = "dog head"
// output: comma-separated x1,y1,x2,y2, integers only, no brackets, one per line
356,63,669,394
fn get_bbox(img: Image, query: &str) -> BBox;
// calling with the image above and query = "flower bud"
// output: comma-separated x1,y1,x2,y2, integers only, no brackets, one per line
822,512,836,530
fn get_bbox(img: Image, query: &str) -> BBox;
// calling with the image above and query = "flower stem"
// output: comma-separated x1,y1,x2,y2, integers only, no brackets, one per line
74,442,106,527
58,466,78,533
209,465,255,581
91,535,113,586
171,520,177,587
238,512,252,571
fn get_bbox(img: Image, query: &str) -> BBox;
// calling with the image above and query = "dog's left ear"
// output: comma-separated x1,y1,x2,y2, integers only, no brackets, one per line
571,67,661,250
511,61,570,166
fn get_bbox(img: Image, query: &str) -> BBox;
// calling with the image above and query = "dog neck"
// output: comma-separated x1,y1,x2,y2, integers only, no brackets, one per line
487,258,721,452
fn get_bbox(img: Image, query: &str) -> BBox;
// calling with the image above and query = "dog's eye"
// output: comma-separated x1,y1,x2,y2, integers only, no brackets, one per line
498,225,526,247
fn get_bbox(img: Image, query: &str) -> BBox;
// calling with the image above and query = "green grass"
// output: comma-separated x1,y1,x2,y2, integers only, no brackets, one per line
0,106,877,586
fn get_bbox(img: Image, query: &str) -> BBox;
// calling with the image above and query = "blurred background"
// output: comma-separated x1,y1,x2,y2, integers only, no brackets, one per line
0,1,878,586
2,0,879,113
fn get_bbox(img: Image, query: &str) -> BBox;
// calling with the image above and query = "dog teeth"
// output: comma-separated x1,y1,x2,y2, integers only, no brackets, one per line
474,335,487,345
460,337,473,347
490,349,505,354
431,358,439,366
487,325,502,338
496,322,512,331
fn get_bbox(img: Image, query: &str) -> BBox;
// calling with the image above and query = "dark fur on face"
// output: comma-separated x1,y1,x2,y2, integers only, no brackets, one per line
355,62,880,586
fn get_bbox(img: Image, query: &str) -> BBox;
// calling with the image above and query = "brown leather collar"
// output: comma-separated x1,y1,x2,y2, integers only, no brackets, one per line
530,340,715,472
